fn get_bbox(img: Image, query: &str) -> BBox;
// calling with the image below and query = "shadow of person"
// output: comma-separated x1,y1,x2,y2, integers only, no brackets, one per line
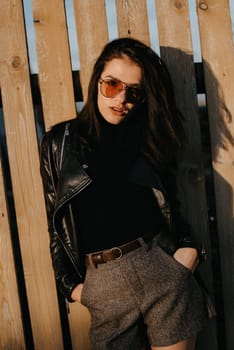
159,46,234,350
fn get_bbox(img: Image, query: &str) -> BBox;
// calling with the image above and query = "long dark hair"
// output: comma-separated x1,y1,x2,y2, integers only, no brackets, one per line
76,37,185,171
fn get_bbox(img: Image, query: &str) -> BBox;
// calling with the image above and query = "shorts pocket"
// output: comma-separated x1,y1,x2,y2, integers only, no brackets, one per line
157,245,192,275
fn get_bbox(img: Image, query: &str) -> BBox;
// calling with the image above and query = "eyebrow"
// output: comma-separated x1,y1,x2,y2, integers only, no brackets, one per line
102,75,142,88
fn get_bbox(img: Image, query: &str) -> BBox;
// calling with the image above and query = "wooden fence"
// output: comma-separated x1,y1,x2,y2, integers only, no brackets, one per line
0,1,233,349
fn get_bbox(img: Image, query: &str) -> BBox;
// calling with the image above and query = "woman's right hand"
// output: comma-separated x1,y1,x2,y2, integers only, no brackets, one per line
71,283,84,302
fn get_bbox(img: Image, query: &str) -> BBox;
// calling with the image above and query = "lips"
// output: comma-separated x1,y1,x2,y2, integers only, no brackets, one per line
111,106,128,115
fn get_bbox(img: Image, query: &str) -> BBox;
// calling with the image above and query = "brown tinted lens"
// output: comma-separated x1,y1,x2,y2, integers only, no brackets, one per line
102,79,122,97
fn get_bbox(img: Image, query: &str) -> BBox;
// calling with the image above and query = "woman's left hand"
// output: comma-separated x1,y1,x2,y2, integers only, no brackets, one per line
173,247,199,273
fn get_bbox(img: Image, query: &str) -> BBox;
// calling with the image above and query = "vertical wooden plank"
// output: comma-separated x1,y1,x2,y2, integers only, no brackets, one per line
73,0,108,100
154,0,208,249
0,152,25,349
115,0,150,43
155,2,218,349
154,0,207,244
68,303,91,350
196,1,234,349
155,0,192,50
32,0,76,130
0,1,63,349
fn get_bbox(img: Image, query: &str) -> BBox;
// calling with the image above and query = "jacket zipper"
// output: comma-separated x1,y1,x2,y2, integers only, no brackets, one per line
52,177,92,279
52,121,92,278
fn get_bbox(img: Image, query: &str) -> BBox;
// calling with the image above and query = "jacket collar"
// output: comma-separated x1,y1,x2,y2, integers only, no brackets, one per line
55,150,92,211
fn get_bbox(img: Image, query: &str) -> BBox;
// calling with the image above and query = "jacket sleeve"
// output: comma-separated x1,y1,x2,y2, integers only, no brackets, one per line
161,167,206,262
40,132,81,301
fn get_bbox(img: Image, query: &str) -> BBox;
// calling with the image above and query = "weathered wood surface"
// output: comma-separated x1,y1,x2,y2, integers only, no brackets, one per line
32,0,76,130
0,0,233,349
0,151,25,349
155,2,218,348
68,303,91,350
116,0,150,43
155,0,207,242
196,1,234,349
0,1,63,348
73,0,108,100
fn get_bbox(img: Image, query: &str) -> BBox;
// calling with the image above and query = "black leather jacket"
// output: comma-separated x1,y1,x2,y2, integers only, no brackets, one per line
40,119,197,301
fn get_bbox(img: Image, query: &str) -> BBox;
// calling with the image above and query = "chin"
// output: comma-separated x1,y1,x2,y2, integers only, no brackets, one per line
104,116,125,125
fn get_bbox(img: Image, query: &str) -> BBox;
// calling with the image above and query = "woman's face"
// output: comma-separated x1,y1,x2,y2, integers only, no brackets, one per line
97,56,142,125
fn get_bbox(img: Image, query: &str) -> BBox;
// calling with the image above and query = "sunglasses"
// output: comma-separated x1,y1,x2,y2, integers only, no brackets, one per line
99,77,144,104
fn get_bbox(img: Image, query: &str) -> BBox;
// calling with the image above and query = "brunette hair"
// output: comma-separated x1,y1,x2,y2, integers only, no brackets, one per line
77,37,185,170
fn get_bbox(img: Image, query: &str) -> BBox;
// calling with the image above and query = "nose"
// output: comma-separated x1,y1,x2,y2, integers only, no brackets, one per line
114,88,127,103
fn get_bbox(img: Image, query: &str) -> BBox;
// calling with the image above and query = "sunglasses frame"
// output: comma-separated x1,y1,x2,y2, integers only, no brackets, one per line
99,77,144,103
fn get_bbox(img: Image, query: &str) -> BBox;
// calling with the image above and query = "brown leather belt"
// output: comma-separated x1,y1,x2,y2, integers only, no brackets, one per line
85,231,157,268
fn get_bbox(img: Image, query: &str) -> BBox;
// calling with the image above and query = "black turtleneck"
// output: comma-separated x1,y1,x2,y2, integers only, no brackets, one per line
72,114,163,253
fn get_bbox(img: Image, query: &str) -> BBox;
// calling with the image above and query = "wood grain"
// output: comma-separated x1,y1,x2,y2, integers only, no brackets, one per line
0,1,63,348
196,1,234,349
0,151,25,349
73,0,108,100
155,2,218,346
0,0,233,348
68,303,91,350
155,0,208,246
32,0,76,130
115,0,150,44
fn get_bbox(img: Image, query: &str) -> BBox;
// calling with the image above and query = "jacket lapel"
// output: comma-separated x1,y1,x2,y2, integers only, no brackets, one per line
55,149,92,210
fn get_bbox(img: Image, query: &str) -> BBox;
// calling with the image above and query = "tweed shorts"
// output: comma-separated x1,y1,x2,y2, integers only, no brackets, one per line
81,236,209,350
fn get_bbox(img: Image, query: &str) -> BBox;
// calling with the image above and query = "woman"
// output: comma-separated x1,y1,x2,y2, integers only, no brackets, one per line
40,38,211,350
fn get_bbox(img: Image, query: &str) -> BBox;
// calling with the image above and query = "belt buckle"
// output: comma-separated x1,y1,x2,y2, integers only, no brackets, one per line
111,247,123,260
